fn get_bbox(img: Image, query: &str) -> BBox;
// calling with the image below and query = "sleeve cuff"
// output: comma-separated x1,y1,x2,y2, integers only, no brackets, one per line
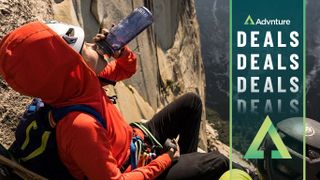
156,153,173,169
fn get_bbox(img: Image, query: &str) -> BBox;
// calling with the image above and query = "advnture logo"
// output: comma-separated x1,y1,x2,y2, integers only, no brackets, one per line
244,15,291,26
244,15,255,25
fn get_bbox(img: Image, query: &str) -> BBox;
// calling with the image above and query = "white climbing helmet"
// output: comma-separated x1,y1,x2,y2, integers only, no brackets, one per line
45,20,85,53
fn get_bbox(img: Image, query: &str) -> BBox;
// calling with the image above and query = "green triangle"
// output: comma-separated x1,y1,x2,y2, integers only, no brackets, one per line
244,116,292,159
244,15,255,25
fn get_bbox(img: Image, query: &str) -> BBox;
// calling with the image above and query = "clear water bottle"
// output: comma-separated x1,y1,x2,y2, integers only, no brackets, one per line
96,6,153,56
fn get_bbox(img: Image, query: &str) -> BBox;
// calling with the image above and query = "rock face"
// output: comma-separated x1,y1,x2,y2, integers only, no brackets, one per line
0,0,208,149
0,0,54,149
0,0,53,39
0,80,31,148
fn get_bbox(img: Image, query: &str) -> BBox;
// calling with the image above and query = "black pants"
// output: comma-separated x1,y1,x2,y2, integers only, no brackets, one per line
145,93,242,180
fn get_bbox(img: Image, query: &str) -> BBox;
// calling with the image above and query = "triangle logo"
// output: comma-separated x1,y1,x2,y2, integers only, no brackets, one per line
244,116,292,159
244,15,255,25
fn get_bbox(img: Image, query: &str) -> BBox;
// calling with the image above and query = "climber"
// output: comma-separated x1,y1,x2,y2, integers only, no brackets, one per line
0,21,248,180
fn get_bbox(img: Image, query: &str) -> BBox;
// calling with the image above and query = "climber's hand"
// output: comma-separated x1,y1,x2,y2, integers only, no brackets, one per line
93,27,122,58
92,28,109,43
167,139,180,162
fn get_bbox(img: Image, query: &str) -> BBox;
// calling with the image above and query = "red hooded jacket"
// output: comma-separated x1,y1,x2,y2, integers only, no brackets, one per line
0,21,171,179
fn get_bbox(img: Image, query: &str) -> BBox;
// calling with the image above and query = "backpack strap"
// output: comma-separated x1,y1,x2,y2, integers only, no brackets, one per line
51,105,106,129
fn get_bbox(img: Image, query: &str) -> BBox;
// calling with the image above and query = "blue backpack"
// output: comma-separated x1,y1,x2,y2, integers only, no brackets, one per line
9,98,106,179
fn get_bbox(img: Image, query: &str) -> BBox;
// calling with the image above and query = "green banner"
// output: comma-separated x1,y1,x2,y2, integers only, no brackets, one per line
231,0,305,179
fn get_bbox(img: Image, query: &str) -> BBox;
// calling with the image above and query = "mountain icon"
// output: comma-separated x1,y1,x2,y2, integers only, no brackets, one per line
244,15,255,25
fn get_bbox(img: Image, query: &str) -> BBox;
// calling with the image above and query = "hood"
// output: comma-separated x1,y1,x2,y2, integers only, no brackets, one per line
0,21,101,107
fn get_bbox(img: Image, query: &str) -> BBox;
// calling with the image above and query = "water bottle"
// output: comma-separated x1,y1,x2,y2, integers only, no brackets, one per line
96,6,153,56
